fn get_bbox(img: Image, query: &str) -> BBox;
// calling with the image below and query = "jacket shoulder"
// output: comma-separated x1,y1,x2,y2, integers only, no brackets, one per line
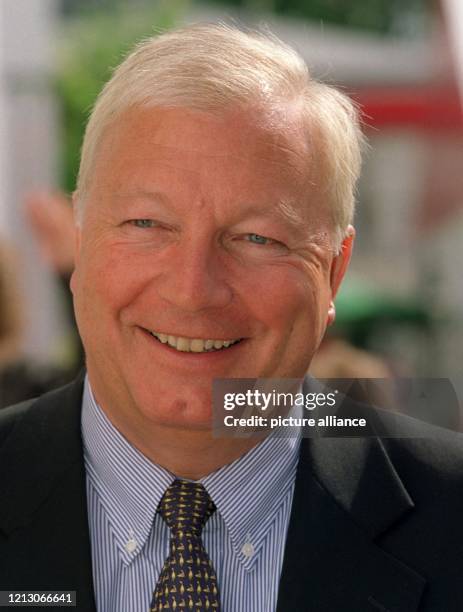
379,410,463,489
0,376,85,455
0,397,39,446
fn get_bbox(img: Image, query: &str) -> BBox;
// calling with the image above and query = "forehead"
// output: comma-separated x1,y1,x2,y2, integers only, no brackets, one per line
95,105,310,175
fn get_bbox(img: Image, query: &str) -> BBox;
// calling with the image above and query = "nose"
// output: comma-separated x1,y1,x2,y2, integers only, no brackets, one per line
155,235,233,313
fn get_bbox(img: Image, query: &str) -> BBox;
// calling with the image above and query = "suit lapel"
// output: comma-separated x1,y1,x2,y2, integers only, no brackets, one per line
0,375,96,611
277,435,426,612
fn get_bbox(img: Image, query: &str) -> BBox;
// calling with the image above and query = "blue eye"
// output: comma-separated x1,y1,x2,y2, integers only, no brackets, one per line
246,233,270,245
131,219,156,228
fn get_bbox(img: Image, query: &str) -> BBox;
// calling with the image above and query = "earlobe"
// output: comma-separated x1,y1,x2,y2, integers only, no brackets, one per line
69,268,77,295
327,301,336,326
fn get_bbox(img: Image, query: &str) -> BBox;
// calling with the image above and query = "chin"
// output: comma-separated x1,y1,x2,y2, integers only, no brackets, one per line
136,388,215,431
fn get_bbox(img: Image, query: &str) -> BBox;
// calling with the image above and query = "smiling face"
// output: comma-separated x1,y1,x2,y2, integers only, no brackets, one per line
71,106,352,432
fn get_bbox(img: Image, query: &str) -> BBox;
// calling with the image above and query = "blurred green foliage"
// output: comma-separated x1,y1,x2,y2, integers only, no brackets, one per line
55,1,187,193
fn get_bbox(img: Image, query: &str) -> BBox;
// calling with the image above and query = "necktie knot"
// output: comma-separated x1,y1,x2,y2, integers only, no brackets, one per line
158,479,216,537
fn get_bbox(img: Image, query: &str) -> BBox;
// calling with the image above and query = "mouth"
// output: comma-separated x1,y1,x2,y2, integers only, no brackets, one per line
145,329,243,353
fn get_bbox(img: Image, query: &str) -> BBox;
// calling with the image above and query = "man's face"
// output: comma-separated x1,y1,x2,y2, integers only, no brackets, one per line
71,106,351,430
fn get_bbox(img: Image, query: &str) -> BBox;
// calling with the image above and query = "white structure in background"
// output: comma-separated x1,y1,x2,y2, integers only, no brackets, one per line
442,0,463,110
0,0,66,364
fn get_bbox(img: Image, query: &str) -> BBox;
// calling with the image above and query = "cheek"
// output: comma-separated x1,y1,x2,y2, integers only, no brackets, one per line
253,273,331,377
250,265,331,332
73,247,146,329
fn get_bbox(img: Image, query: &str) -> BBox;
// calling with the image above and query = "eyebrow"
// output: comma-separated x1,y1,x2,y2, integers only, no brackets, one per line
111,189,170,207
236,199,310,239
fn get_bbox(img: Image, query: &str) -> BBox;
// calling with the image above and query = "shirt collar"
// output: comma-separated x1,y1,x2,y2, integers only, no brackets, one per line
81,376,301,567
82,379,175,564
202,427,301,567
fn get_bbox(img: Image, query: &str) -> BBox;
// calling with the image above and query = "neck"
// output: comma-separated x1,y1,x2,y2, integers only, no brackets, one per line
125,427,265,479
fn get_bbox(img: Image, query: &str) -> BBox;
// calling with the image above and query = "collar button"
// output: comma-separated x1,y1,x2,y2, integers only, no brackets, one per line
241,541,254,557
125,538,137,553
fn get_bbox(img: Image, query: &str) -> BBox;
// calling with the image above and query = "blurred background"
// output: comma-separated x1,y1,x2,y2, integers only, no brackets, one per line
0,0,462,423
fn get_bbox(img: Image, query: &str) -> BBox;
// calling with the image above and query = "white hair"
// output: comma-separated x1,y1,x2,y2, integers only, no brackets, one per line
75,22,365,248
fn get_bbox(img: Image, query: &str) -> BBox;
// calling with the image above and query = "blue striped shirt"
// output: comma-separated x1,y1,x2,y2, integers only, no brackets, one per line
81,378,301,612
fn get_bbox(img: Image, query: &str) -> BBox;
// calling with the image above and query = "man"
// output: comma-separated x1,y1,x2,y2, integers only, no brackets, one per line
1,23,463,612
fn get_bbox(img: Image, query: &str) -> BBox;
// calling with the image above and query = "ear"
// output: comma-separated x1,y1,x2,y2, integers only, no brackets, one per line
326,225,355,327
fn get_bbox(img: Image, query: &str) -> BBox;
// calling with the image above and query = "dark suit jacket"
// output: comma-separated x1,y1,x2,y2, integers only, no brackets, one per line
1,376,463,611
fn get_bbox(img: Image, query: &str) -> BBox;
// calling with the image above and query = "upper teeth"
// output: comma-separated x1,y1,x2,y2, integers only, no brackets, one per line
150,331,241,353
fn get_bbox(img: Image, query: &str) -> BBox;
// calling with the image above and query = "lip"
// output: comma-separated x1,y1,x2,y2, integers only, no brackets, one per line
137,326,247,370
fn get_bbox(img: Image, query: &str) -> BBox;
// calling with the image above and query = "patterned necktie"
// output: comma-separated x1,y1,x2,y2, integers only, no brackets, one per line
150,479,221,611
